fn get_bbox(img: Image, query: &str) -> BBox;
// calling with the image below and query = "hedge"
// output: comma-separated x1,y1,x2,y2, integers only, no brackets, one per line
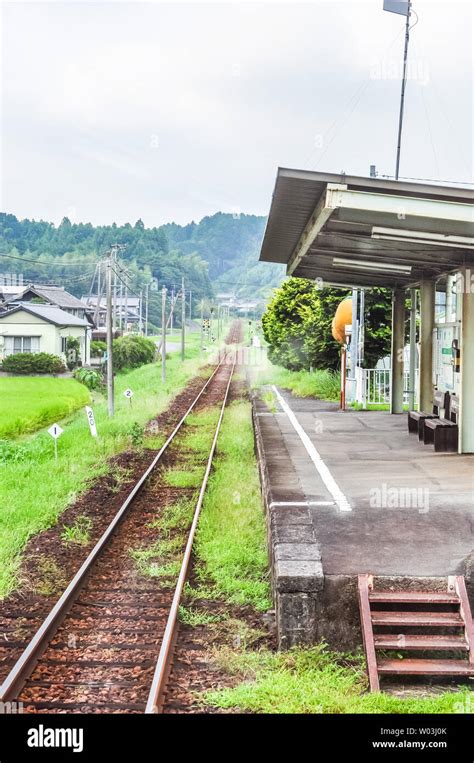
1,352,66,375
112,335,156,371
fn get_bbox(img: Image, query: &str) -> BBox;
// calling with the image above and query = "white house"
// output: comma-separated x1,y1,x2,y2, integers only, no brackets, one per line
0,304,91,366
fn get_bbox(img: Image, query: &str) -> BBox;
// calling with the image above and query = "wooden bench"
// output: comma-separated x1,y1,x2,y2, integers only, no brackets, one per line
423,396,459,452
407,390,448,441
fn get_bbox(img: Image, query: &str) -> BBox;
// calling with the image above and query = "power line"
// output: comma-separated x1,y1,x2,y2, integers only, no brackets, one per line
0,251,98,267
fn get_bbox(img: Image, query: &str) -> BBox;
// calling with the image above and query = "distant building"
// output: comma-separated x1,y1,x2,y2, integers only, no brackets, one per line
80,295,142,336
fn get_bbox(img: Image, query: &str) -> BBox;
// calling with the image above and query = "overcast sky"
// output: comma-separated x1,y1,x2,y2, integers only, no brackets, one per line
1,0,472,227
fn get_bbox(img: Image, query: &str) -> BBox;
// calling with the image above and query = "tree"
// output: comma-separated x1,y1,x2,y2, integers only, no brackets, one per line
262,278,392,372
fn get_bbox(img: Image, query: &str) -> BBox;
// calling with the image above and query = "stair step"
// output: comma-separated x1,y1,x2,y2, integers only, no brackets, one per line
374,634,469,650
369,591,459,604
378,658,474,676
371,611,463,627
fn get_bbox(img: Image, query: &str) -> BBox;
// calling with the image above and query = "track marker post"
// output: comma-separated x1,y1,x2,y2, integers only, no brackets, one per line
48,423,63,461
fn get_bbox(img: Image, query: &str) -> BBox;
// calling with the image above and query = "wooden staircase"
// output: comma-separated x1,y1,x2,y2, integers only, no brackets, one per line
358,574,474,691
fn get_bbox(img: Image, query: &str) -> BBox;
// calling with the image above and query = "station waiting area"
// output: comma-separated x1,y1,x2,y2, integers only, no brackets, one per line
270,389,473,579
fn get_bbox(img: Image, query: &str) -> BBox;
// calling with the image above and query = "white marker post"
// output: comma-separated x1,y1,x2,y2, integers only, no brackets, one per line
48,423,63,461
85,406,98,438
124,388,134,408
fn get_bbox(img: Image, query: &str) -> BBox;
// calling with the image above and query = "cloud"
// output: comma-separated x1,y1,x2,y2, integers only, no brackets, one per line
1,0,472,226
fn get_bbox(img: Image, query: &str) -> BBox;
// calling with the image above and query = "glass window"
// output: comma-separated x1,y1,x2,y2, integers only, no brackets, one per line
6,336,40,355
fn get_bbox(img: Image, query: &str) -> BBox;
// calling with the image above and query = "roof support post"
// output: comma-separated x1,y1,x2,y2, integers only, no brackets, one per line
408,288,417,411
390,287,405,414
419,279,435,412
460,270,474,453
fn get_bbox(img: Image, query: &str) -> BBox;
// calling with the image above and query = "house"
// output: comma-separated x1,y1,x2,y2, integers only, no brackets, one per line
2,285,95,325
0,303,91,366
81,294,141,337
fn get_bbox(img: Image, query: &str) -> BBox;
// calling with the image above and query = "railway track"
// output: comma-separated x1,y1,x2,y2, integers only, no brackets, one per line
0,322,241,714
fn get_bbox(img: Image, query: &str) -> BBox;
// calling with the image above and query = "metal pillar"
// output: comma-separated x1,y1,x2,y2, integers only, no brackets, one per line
419,279,435,411
395,1,412,180
390,288,405,414
408,287,417,411
460,272,474,453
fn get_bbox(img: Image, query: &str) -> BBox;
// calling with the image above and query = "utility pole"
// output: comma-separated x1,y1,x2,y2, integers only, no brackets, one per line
94,263,103,328
144,282,149,337
106,253,114,417
161,286,167,383
181,277,185,361
112,258,117,332
124,278,128,335
200,300,204,351
170,287,174,335
118,280,123,332
189,290,192,323
139,289,143,335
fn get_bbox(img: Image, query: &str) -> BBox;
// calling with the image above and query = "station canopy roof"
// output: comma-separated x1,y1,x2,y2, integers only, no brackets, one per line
259,169,474,288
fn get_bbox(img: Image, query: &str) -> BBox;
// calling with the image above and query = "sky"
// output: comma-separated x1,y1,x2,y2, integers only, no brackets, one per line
1,0,472,227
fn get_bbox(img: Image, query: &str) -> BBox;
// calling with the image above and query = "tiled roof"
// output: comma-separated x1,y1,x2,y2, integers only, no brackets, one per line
0,304,89,327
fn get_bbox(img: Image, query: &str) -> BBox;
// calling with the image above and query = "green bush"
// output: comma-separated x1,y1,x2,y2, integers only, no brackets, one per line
1,352,66,375
73,367,103,391
112,335,156,371
90,340,107,357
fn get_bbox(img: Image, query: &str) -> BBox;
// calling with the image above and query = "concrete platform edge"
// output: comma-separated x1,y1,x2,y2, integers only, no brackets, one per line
252,393,323,648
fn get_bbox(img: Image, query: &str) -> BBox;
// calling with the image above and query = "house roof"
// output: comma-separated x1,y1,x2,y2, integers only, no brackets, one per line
6,285,87,309
0,304,89,327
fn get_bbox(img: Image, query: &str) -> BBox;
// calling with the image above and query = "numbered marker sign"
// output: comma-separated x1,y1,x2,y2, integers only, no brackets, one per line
48,423,63,461
124,388,133,399
48,423,63,439
85,406,98,437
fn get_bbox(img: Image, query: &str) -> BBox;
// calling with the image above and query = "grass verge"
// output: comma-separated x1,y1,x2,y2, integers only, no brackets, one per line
204,645,472,714
194,400,271,611
250,358,340,402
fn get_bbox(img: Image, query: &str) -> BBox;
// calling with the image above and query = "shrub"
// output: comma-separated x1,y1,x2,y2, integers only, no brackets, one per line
90,340,107,357
73,367,103,391
1,352,66,375
112,335,156,371
262,278,392,372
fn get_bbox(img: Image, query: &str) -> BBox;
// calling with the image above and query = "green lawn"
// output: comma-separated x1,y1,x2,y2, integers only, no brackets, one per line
0,344,213,598
0,377,91,438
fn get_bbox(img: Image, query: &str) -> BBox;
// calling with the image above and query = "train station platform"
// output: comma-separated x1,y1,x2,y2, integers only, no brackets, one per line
253,388,474,649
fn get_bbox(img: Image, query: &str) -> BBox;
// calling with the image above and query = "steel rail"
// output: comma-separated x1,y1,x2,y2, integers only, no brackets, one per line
145,354,236,713
0,349,234,702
